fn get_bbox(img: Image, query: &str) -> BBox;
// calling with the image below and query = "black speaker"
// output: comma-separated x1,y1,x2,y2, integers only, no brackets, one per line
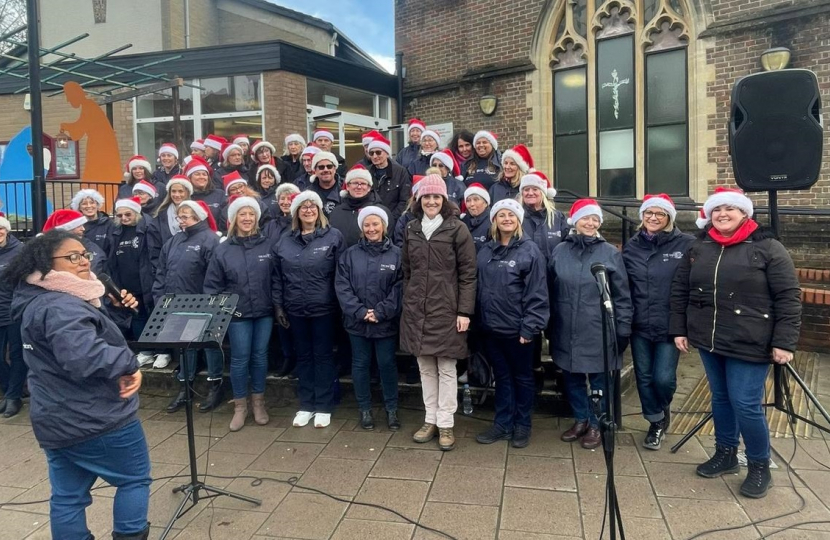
729,69,823,192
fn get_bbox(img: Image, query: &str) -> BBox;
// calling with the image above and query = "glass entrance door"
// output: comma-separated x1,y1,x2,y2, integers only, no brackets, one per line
307,106,391,167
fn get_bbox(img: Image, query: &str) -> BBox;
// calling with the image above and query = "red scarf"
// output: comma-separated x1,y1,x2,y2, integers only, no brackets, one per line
707,218,758,247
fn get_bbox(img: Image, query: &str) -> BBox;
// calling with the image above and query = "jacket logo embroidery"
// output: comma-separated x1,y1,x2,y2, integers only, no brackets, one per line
663,251,685,261
187,245,201,252
380,263,396,272
23,343,33,350
547,231,562,238
313,246,331,254
498,260,517,268
258,254,271,261
324,202,336,214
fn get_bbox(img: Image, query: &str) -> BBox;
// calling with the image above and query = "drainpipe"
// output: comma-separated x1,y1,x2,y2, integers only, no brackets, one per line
395,52,404,124
184,0,191,48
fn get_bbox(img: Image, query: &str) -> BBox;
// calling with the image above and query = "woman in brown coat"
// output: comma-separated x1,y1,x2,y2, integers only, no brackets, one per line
401,174,477,451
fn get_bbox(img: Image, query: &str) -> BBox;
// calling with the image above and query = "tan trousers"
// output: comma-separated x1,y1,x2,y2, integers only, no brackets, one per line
417,355,457,428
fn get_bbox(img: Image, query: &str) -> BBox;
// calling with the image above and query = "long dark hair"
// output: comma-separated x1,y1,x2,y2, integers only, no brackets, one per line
412,196,460,220
1,230,77,286
450,130,474,158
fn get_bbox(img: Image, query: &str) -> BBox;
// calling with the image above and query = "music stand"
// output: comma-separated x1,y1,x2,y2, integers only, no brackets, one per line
138,294,261,539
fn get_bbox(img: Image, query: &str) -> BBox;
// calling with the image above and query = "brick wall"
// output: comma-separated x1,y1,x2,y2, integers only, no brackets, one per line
262,71,308,146
710,0,796,22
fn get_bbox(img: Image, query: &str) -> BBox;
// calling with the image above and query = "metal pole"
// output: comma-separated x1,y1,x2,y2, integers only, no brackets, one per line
27,0,47,231
395,52,404,124
172,85,183,155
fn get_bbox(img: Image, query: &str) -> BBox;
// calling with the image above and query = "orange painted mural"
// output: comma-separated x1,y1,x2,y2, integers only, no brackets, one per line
60,81,122,183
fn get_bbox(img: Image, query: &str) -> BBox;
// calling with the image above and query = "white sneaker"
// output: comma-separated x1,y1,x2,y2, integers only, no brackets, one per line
136,352,155,367
314,413,331,428
293,411,314,427
457,370,468,384
153,354,171,369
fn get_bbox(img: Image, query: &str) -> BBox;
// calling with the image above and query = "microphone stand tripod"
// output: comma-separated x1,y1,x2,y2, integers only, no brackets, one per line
591,266,625,540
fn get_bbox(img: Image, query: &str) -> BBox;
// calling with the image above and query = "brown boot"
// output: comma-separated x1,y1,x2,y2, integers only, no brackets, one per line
412,423,437,443
581,426,602,449
561,420,589,442
438,427,455,451
251,393,269,425
229,398,248,432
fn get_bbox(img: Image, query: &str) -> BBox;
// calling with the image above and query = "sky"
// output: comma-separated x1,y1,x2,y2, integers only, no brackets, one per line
265,0,396,73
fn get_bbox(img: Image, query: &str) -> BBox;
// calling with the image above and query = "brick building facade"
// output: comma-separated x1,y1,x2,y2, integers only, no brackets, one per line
395,0,830,209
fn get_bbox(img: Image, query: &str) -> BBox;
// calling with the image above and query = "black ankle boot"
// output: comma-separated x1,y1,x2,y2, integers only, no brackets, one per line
0,398,6,415
741,459,772,498
696,444,740,478
359,410,374,430
199,379,225,412
112,523,150,539
386,410,401,431
166,382,188,413
3,398,22,418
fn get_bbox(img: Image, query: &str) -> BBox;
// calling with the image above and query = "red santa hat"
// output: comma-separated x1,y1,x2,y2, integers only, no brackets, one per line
158,143,179,159
290,190,324,217
702,186,754,221
227,195,262,225
115,196,143,215
302,146,320,158
367,135,392,155
167,174,194,195
639,193,677,222
420,130,442,149
222,143,244,161
362,130,383,146
257,163,281,183
185,157,212,178
519,171,556,200
284,133,306,147
70,188,104,211
251,139,276,155
232,134,250,146
430,149,462,180
464,183,491,206
223,170,248,195
132,180,158,198
341,164,373,198
567,198,603,225
490,198,525,224
190,139,205,151
501,144,534,174
313,129,335,142
696,207,709,229
357,205,389,229
411,174,425,195
125,155,153,178
204,134,227,151
473,130,498,151
407,118,426,135
42,209,87,233
178,200,217,232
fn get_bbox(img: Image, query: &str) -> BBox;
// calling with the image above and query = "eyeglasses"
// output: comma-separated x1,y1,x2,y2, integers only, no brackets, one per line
176,215,197,222
349,182,370,189
643,211,669,219
228,185,245,194
52,251,94,264
115,213,134,219
368,150,384,156
316,164,336,171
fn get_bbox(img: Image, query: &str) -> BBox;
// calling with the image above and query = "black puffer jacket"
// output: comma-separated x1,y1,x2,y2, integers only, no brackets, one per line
335,237,403,339
623,228,695,342
475,237,549,340
370,161,411,222
280,154,304,182
669,227,801,362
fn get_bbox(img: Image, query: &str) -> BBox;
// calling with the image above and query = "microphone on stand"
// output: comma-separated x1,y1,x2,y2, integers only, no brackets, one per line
98,273,139,314
590,262,614,319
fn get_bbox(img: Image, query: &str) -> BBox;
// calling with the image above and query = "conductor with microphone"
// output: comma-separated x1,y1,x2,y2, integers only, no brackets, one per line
4,229,151,540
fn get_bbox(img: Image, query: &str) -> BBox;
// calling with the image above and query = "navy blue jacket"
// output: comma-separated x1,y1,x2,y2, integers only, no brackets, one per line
191,188,225,224
117,180,166,215
152,164,182,185
152,220,219,303
204,233,275,318
392,211,415,248
548,233,633,373
622,228,695,342
294,172,313,191
395,143,420,170
145,208,178,269
219,197,271,234
262,215,293,241
213,163,249,190
11,283,139,449
522,206,570,262
0,235,24,326
442,175,467,208
328,191,393,248
308,177,343,217
107,220,154,309
460,211,491,252
476,237,549,340
271,226,345,317
462,153,501,190
280,154,304,182
82,236,108,277
83,213,114,256
488,179,519,205
335,237,403,338
406,153,434,177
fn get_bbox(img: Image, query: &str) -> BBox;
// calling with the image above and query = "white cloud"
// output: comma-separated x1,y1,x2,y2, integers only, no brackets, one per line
371,54,396,74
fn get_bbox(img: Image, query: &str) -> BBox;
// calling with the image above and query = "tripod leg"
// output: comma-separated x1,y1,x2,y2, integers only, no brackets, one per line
670,412,713,453
160,485,196,540
200,483,262,506
786,363,830,427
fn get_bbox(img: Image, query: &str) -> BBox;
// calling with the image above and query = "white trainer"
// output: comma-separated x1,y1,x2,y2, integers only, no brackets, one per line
314,413,331,428
136,352,155,367
153,354,171,369
293,411,314,427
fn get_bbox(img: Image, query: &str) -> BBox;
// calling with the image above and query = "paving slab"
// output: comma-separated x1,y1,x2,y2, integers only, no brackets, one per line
369,447,442,481
207,426,284,455
293,456,375,497
505,454,577,492
257,492,348,539
427,463,504,506
576,473,662,519
659,496,757,539
331,519,415,540
248,440,326,473
319,430,392,461
413,502,499,540
500,486,582,537
346,477,429,523
276,419,347,443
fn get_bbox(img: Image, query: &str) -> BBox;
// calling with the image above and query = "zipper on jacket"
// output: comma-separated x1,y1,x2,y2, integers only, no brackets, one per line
709,246,725,352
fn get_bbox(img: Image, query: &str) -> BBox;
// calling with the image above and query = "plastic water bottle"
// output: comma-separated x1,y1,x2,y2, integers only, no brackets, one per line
462,384,473,416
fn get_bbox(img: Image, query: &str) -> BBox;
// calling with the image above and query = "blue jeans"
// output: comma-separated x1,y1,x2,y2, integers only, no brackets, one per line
699,349,770,461
229,317,273,399
289,313,337,413
631,335,679,423
349,334,399,412
177,348,224,382
129,304,149,341
0,323,26,400
485,335,535,432
563,370,607,427
45,420,151,539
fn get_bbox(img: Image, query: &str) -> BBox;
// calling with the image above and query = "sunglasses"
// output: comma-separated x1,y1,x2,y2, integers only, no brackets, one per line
368,150,384,156
316,164,336,170
115,213,135,218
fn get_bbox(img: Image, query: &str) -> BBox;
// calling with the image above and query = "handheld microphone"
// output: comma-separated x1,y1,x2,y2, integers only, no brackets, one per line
98,273,139,314
590,262,614,318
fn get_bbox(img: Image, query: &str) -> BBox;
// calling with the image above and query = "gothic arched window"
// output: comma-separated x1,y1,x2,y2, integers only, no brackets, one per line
550,0,690,198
